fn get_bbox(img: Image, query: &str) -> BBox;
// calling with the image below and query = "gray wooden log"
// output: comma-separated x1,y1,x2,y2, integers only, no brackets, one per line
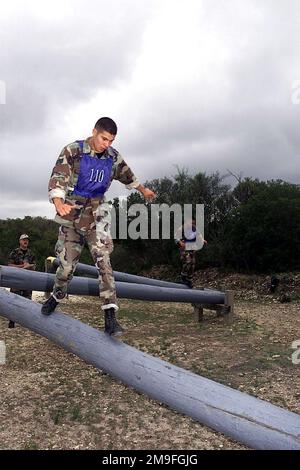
51,257,188,288
51,258,224,295
0,288,299,450
0,266,225,305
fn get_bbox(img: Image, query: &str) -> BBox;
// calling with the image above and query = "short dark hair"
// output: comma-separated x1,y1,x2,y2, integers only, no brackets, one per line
94,117,117,135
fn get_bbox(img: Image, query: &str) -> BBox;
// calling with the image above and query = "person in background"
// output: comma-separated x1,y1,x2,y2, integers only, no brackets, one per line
175,219,207,288
8,234,36,328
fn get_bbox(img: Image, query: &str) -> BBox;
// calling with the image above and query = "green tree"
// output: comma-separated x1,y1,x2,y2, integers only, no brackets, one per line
223,180,300,272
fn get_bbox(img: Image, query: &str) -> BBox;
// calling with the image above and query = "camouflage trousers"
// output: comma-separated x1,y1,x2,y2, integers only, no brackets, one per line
180,249,196,283
53,224,117,310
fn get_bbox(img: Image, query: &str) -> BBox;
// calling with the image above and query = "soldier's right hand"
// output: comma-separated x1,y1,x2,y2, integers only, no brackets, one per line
53,198,77,217
57,204,76,216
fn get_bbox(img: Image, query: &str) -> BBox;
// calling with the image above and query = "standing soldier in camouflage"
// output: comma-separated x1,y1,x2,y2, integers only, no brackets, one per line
8,234,36,328
41,117,156,336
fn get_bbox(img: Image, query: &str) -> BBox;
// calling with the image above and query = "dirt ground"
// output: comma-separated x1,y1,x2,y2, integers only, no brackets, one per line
0,270,299,450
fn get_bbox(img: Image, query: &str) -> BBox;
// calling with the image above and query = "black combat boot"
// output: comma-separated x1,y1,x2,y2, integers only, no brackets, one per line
104,308,124,337
181,274,188,285
41,295,59,315
181,275,193,288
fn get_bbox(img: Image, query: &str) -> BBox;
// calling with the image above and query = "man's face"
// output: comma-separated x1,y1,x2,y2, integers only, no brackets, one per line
19,238,29,250
92,129,115,153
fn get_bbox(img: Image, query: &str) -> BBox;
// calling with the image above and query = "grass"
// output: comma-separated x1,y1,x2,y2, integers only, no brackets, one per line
50,408,65,425
71,406,83,422
24,440,39,450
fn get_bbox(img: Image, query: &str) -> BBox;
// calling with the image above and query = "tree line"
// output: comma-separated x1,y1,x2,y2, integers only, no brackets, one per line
0,170,300,274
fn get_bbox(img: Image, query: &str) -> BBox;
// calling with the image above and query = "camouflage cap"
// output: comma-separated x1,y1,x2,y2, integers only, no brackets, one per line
19,234,29,240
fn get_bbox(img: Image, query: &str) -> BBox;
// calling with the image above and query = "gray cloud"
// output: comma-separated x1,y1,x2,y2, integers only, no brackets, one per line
0,0,300,220
0,0,156,134
117,0,300,184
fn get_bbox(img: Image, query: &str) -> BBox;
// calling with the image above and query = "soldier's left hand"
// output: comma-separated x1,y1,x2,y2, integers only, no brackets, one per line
143,188,156,200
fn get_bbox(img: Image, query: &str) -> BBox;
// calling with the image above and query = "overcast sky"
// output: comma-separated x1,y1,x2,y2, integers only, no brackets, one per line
0,0,300,220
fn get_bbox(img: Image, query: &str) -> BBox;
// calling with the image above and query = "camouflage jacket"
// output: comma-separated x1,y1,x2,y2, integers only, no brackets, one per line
8,248,36,269
48,137,140,231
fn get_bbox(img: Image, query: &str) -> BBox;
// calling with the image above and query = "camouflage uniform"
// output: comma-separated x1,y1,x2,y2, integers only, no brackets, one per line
180,249,196,285
49,136,140,309
8,247,36,299
175,224,204,287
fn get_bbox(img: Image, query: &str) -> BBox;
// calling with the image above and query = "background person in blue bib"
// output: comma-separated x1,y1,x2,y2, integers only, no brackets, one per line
42,117,156,336
175,219,207,288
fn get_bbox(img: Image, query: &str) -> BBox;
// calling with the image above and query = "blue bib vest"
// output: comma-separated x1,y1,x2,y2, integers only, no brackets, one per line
183,228,197,243
73,140,114,198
